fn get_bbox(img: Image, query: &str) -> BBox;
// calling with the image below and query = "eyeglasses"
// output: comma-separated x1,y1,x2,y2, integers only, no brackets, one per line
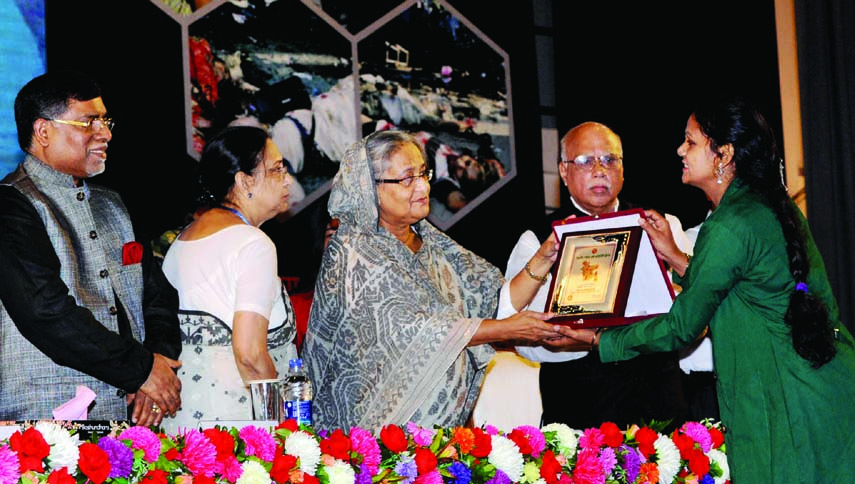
48,117,114,132
561,153,622,170
375,168,433,187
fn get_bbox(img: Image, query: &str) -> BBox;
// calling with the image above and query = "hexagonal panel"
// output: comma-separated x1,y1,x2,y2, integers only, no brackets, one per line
357,0,513,230
186,0,357,217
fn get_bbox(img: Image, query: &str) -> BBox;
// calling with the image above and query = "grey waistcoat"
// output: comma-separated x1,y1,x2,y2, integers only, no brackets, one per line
0,156,146,420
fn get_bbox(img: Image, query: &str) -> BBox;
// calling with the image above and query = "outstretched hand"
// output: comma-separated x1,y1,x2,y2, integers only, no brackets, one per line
539,323,599,351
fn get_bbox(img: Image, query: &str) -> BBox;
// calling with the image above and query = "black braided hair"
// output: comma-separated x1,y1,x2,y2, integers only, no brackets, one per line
693,95,836,368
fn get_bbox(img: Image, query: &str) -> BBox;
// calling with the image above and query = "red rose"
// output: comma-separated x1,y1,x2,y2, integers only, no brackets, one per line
709,427,725,449
470,428,492,458
319,429,351,461
380,424,408,453
413,448,437,475
599,422,624,448
539,450,562,484
303,473,320,484
507,430,532,455
634,427,658,458
202,428,235,458
141,469,169,484
122,241,143,266
10,428,50,473
164,448,180,461
47,467,76,484
271,454,298,484
78,442,112,484
194,476,216,484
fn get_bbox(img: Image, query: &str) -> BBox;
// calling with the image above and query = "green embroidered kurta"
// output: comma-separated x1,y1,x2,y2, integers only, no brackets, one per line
599,178,855,483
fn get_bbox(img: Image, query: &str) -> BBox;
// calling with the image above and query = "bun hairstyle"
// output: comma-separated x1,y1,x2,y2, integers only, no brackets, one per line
693,95,836,368
195,126,270,206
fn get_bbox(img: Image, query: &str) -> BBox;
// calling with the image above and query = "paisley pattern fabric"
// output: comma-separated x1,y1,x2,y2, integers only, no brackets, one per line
304,136,500,433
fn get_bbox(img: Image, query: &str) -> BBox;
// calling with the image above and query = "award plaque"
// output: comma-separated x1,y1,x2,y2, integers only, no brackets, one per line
547,209,677,328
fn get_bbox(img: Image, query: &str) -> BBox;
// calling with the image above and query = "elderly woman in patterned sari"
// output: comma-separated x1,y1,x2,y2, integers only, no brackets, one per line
304,130,565,433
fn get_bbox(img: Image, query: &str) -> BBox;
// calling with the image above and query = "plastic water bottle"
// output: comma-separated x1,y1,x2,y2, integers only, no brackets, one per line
281,358,313,426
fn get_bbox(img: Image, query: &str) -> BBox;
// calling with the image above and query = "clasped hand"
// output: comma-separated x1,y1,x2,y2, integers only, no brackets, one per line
129,353,182,426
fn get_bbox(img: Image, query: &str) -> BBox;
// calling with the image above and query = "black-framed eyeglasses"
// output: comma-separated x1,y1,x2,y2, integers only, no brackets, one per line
375,168,433,187
47,117,114,132
561,153,622,170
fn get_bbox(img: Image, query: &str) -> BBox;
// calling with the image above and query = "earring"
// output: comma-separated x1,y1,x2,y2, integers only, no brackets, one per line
248,192,253,199
779,157,788,191
716,164,724,185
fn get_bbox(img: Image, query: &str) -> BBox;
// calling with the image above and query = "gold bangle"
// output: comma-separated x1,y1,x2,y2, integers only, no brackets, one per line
524,260,548,283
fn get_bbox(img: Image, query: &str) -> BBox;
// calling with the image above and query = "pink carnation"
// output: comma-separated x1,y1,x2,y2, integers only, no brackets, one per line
350,427,381,475
414,469,443,484
178,429,218,477
679,422,713,453
579,428,605,451
118,426,162,463
572,449,605,484
406,423,435,447
220,454,243,483
0,445,21,484
513,426,546,458
239,426,277,462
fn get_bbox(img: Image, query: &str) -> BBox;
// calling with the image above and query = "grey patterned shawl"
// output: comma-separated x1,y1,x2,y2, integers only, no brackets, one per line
304,136,500,433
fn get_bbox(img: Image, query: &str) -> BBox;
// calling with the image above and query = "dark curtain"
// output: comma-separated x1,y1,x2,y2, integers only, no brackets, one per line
795,0,855,331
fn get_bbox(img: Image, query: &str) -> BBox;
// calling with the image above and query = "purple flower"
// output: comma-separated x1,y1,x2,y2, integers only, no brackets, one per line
485,469,511,484
118,426,162,463
394,455,418,484
98,436,134,478
618,444,642,484
356,463,373,484
0,445,21,484
484,425,499,436
598,446,616,476
701,475,715,484
448,461,471,484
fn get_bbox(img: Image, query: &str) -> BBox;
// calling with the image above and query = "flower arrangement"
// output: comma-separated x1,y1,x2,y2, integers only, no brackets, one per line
0,419,728,484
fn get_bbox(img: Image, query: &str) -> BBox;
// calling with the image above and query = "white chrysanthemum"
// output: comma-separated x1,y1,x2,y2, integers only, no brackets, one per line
540,423,578,456
653,434,680,484
522,461,540,483
488,435,524,482
708,448,730,484
34,421,79,474
235,460,270,484
284,431,321,475
324,459,356,484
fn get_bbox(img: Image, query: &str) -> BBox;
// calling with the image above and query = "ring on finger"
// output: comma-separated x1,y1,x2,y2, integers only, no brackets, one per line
151,404,160,413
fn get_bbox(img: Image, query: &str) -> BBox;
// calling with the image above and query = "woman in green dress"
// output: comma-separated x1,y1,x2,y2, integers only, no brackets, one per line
562,96,855,482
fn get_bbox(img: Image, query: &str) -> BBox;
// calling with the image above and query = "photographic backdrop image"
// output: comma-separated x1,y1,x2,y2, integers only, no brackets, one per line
0,0,46,178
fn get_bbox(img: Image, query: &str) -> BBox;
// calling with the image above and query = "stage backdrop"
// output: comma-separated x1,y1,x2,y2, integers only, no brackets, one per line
43,0,544,282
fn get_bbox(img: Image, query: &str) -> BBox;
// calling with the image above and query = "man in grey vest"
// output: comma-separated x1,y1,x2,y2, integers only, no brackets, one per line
0,71,182,426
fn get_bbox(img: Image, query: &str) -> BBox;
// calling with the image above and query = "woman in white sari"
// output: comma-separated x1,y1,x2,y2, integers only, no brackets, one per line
304,130,564,433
